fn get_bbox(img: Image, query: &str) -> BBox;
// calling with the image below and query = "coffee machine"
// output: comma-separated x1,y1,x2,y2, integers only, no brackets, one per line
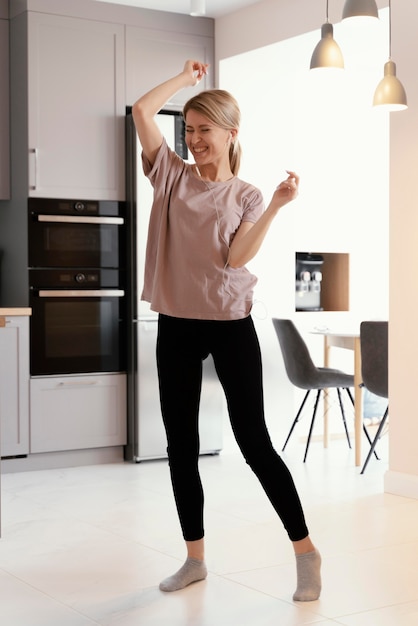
295,252,324,311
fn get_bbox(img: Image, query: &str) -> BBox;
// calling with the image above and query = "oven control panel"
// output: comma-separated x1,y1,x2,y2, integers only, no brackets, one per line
29,268,123,289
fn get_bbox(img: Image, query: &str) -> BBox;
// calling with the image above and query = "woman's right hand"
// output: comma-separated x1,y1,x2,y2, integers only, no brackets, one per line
133,60,208,165
183,60,209,87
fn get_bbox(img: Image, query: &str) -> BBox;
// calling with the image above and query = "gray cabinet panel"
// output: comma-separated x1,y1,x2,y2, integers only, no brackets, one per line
0,18,9,200
30,373,127,453
27,13,125,200
0,316,30,457
126,26,214,108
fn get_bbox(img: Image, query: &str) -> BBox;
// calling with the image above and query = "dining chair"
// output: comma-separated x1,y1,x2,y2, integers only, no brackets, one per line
272,318,355,462
359,320,389,474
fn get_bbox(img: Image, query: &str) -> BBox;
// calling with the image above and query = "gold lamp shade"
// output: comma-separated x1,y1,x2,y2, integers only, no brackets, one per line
373,60,407,111
310,22,344,69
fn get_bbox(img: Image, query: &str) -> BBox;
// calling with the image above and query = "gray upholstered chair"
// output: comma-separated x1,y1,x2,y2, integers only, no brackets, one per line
272,318,357,462
359,321,389,474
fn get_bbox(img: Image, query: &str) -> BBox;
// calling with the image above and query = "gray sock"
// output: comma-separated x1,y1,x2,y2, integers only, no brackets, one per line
159,557,208,592
293,549,322,602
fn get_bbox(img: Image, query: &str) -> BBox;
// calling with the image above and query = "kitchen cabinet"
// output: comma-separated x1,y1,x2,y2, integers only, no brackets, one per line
0,2,213,469
30,373,127,453
0,314,30,457
1,3,214,308
10,11,125,200
126,26,214,108
0,10,10,200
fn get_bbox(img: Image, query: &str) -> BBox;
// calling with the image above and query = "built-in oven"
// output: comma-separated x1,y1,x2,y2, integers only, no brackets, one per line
28,198,125,269
28,198,127,377
29,268,126,376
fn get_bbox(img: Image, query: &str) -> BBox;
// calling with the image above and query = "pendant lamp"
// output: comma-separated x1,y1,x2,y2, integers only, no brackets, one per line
342,0,378,21
310,0,344,70
190,0,205,16
373,0,407,111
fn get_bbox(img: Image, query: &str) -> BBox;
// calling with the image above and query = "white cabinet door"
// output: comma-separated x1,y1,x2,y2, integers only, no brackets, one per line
0,317,29,457
0,18,9,200
27,13,125,200
126,26,214,108
30,373,127,453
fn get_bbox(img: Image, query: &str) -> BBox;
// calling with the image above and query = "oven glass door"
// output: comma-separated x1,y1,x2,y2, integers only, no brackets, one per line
30,289,126,376
28,215,124,269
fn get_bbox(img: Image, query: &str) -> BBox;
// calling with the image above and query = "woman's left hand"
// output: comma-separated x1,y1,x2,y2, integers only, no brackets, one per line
229,171,300,267
272,170,300,206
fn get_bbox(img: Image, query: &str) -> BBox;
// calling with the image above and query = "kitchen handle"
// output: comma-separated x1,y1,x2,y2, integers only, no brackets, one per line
57,380,99,387
38,290,125,298
138,318,159,331
29,148,38,190
36,215,124,225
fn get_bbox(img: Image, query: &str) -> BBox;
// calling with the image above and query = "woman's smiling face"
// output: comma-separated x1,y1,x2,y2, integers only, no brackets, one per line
185,109,233,168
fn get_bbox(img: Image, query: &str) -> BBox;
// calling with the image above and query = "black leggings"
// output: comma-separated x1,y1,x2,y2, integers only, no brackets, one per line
156,314,309,543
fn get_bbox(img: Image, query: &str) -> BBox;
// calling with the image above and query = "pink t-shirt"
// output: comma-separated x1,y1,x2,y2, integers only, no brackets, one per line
141,139,264,320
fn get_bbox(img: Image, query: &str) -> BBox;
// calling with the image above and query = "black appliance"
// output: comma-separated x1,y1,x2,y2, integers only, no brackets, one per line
28,198,124,269
295,252,324,311
28,198,126,376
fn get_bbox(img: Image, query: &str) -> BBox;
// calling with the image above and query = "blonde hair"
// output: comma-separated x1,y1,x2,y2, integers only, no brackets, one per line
183,89,242,176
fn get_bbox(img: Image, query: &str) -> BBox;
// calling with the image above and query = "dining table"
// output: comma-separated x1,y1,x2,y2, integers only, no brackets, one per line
310,328,362,467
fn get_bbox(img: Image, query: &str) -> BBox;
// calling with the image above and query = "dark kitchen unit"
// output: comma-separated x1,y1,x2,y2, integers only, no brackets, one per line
28,198,127,376
29,268,125,376
26,198,128,460
124,108,224,462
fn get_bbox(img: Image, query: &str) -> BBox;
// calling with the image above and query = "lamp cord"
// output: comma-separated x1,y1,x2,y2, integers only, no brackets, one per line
389,0,392,59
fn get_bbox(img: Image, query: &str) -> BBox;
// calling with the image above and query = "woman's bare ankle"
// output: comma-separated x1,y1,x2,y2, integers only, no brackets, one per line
292,535,315,555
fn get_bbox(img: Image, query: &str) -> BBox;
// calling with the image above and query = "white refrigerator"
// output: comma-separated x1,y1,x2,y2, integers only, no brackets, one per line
125,109,224,462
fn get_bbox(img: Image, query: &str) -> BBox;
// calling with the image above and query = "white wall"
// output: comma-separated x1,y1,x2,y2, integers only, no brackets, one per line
215,0,388,65
220,19,389,319
216,0,418,496
385,0,418,497
218,18,389,444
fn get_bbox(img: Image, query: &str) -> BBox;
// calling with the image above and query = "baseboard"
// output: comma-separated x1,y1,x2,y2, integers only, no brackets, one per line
384,470,418,500
1,446,125,473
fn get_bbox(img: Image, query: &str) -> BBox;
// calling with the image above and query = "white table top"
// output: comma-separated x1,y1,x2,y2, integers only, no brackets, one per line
310,327,359,338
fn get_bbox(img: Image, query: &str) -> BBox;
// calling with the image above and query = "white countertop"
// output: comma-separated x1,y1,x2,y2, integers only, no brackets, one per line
0,308,32,316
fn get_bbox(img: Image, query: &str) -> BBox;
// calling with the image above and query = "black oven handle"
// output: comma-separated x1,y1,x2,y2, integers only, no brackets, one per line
38,290,125,298
36,215,124,225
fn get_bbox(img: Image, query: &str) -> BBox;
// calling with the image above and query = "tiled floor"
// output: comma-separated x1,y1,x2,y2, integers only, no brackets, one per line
1,420,418,626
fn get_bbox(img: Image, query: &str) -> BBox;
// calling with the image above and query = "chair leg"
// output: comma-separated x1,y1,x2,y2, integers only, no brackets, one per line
345,387,379,460
345,387,354,406
360,406,389,474
361,423,380,461
303,389,321,462
337,388,351,448
282,390,311,452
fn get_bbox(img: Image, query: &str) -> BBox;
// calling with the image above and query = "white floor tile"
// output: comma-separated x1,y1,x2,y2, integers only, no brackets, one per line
337,600,418,626
0,569,99,625
0,431,416,626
